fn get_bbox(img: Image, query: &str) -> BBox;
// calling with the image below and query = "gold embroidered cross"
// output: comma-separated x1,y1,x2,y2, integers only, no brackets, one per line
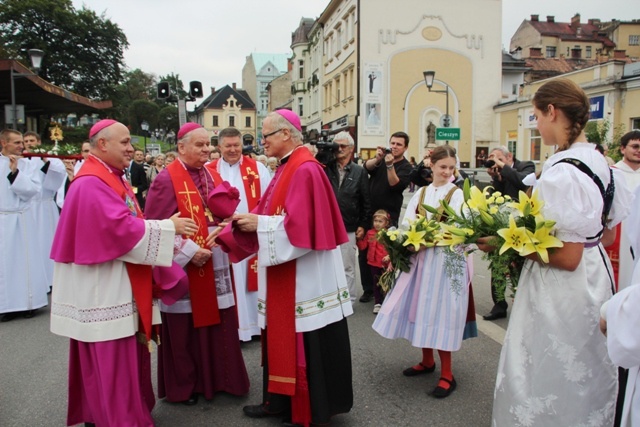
178,182,198,220
250,259,258,273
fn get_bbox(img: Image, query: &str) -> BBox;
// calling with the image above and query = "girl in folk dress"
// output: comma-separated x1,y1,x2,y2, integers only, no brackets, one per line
488,79,632,426
373,145,473,398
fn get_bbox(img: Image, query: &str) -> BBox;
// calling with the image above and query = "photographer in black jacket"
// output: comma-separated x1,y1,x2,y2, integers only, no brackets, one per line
325,131,371,305
483,146,535,321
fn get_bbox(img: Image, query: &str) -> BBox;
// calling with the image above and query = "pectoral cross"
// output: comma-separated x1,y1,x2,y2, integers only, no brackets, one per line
250,259,258,273
205,207,214,222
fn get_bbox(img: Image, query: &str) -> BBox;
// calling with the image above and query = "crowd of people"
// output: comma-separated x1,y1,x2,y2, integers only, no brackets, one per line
2,79,640,426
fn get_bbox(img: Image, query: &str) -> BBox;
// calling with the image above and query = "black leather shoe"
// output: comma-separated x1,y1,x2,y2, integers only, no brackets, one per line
23,310,36,319
1,312,21,322
359,291,373,303
431,377,457,398
242,404,284,419
181,393,198,406
403,362,436,377
482,311,507,321
281,418,304,427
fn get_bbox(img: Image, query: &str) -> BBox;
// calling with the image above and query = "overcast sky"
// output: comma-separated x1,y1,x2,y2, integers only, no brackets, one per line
71,0,637,94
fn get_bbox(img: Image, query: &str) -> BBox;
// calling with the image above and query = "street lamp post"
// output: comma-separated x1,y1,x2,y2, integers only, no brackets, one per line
10,49,45,129
141,121,149,155
423,70,450,144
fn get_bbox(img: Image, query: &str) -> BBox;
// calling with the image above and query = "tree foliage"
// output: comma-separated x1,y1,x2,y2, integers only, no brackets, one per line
585,119,626,162
128,100,160,135
0,0,128,99
109,68,157,125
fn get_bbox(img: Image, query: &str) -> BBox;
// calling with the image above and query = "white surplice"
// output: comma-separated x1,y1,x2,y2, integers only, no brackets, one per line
493,143,632,426
256,215,353,332
216,158,272,341
613,161,640,290
604,283,640,427
50,219,176,342
0,155,46,314
28,157,66,288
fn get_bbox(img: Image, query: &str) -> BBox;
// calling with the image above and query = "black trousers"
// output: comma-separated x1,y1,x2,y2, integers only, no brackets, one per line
358,248,373,294
260,318,353,424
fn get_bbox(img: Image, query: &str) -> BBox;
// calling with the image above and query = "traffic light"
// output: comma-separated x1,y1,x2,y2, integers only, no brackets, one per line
443,115,451,128
157,82,170,99
189,81,203,98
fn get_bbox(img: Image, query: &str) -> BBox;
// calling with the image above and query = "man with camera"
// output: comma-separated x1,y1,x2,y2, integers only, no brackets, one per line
359,132,412,302
325,131,371,304
483,146,535,320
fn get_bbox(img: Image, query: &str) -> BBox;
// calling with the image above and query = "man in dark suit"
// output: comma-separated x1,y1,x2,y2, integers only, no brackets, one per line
483,146,535,321
129,149,149,210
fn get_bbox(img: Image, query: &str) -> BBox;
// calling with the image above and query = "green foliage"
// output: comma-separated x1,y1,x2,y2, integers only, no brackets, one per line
585,119,626,162
157,105,179,134
128,100,160,134
109,69,157,125
0,0,128,99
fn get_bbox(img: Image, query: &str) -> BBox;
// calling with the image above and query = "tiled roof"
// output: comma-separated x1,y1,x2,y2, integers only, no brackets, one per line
194,85,255,113
291,18,315,47
529,19,615,47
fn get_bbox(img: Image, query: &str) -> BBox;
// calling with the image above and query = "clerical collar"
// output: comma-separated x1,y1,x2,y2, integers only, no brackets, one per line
279,145,304,165
176,158,203,172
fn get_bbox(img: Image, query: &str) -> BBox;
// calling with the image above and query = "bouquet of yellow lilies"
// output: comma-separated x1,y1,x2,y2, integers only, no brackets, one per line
425,180,563,299
376,215,441,292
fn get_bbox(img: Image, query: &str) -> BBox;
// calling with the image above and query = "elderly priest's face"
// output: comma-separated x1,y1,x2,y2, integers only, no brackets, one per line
179,128,211,168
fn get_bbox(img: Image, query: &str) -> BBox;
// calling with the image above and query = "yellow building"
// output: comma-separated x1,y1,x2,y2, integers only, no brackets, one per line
357,0,502,166
495,61,640,171
191,84,257,147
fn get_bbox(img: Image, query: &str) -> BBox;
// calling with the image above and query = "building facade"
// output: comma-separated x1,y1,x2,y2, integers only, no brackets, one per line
241,53,289,137
495,61,640,171
191,84,256,147
357,0,502,167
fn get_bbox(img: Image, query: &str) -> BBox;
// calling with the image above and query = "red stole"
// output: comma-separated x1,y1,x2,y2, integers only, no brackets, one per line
166,160,220,327
207,156,261,291
261,148,320,397
75,156,155,346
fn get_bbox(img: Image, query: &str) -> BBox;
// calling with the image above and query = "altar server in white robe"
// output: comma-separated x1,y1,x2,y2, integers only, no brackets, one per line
0,129,45,322
23,131,66,290
205,127,271,341
601,283,640,427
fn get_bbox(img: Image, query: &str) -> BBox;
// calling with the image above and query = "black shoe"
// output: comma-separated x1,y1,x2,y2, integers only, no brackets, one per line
403,362,436,377
359,291,373,303
431,377,457,398
242,404,284,419
482,311,507,321
23,310,36,319
1,312,21,322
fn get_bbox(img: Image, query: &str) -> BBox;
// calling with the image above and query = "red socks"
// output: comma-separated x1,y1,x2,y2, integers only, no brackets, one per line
411,348,435,371
437,350,453,389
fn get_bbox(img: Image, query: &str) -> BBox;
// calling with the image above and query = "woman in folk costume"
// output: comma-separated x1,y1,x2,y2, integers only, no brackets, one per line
490,79,632,426
373,145,476,398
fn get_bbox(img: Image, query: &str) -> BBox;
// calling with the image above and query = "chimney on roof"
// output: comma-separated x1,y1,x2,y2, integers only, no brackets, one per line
531,14,539,22
232,82,237,90
530,47,542,58
571,14,581,30
211,86,216,94
588,19,601,26
547,16,555,23
614,49,626,59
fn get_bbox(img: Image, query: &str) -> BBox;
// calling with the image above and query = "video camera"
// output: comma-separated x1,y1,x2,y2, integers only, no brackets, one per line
310,130,339,165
